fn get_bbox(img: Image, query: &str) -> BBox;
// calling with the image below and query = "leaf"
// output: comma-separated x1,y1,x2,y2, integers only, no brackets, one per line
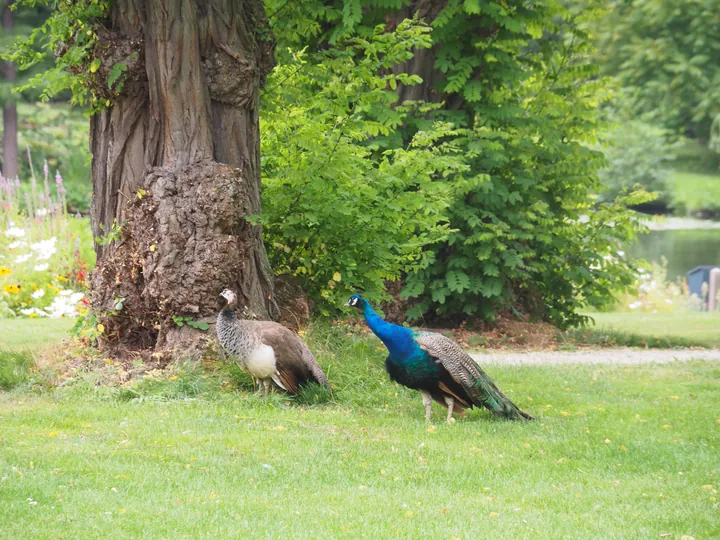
108,62,128,89
89,59,101,73
333,272,342,282
447,270,470,293
187,320,209,331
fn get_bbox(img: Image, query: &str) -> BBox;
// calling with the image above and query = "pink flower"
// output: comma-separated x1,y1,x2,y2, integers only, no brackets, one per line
55,171,63,185
43,160,49,177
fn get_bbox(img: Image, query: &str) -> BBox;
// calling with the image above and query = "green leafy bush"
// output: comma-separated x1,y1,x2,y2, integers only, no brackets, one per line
395,4,654,328
260,21,465,315
597,117,678,203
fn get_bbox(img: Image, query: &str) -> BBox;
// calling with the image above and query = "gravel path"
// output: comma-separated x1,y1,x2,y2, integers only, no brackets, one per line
470,348,720,366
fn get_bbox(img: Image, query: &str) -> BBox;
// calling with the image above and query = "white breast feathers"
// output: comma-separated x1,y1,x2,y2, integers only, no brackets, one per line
244,344,277,379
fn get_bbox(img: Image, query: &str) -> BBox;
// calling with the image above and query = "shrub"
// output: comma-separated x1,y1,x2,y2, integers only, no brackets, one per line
260,21,464,315
597,109,679,202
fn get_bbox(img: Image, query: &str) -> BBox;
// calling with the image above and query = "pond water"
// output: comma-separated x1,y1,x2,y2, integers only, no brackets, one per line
630,228,720,281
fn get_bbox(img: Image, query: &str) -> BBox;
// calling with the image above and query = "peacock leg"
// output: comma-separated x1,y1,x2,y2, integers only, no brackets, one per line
420,391,433,423
262,379,270,398
443,395,455,424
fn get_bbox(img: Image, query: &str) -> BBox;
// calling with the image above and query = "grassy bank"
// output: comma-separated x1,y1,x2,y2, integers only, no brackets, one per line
0,322,719,538
667,170,720,215
0,318,76,350
573,311,720,349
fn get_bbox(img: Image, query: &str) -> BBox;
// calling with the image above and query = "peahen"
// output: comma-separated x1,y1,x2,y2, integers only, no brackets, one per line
217,288,329,396
345,294,533,423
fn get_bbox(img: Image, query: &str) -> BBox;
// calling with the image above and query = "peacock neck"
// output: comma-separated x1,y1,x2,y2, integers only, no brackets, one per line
361,302,419,360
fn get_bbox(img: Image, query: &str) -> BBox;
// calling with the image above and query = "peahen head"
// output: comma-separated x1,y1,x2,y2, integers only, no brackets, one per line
220,288,238,309
344,293,367,310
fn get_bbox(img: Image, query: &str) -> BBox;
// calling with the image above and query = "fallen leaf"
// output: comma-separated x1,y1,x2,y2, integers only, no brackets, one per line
488,512,499,519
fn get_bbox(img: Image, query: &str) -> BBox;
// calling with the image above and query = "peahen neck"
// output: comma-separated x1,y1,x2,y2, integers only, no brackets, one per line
361,301,419,360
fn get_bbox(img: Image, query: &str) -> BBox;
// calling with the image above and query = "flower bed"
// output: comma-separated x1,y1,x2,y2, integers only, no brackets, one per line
0,163,95,318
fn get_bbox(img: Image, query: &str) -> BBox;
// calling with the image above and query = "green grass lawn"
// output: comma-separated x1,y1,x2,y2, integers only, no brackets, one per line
667,170,720,215
0,318,76,349
1,323,719,538
582,311,720,349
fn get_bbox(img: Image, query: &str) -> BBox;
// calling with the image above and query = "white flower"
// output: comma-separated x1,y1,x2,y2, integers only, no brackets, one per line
617,250,625,257
628,301,642,310
32,289,46,299
30,237,57,261
20,307,48,317
35,208,48,217
15,254,31,263
4,225,26,238
33,263,49,272
8,241,27,250
45,291,84,318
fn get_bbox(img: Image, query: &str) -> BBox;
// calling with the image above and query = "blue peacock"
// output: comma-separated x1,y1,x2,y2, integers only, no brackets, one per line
345,294,534,423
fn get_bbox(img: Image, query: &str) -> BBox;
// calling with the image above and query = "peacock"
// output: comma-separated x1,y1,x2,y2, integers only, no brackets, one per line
217,288,329,396
345,294,534,423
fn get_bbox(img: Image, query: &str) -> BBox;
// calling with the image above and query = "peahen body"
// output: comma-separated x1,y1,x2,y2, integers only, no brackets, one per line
345,294,533,422
217,289,329,396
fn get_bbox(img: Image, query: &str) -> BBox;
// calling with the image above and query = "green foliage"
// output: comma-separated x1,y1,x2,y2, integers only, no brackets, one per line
171,315,209,331
266,1,652,326
595,0,720,141
15,103,91,211
597,111,679,202
395,3,650,327
4,0,111,110
260,21,464,315
0,2,53,106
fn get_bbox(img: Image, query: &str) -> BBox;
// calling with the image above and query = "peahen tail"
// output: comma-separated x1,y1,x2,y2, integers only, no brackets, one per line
474,374,534,421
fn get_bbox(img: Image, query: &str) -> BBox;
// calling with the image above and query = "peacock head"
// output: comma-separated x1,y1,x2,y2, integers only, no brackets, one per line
220,288,238,308
344,293,366,310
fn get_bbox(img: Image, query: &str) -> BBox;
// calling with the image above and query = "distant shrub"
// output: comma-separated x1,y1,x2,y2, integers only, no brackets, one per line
598,118,679,203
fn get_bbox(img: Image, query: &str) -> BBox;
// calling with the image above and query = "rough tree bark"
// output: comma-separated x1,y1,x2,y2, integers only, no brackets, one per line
88,0,277,359
2,0,18,181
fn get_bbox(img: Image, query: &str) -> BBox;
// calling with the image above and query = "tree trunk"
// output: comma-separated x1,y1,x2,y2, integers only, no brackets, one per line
2,0,18,182
89,0,277,359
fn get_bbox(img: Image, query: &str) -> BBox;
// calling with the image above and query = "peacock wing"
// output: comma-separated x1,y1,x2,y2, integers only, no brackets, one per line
412,331,515,414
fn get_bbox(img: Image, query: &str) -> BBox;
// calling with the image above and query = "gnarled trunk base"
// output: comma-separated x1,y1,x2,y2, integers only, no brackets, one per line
87,0,277,361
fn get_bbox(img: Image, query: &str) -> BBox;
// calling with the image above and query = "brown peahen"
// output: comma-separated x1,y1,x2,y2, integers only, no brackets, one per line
217,289,328,396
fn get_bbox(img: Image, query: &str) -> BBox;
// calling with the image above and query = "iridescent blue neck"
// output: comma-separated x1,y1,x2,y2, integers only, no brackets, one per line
361,301,419,359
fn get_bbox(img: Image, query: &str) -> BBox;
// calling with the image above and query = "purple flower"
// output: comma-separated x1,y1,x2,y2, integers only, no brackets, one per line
55,171,63,185
39,194,46,202
59,187,66,195
75,212,82,218
15,178,20,187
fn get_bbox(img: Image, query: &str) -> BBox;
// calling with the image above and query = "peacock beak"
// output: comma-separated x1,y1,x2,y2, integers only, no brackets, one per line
343,300,351,307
